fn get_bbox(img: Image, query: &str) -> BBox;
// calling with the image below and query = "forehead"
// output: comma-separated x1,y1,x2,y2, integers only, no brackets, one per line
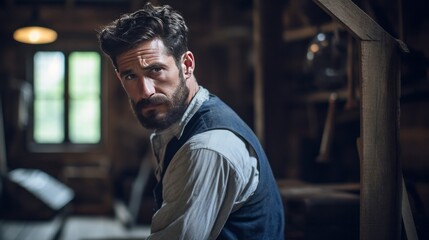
116,39,170,69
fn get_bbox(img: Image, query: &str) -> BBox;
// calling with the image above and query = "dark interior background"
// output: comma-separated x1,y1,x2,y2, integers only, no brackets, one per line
1,0,428,239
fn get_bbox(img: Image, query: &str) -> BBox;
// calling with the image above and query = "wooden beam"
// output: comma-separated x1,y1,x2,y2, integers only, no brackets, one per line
253,0,264,143
313,0,403,239
0,94,8,175
312,0,384,41
360,34,402,240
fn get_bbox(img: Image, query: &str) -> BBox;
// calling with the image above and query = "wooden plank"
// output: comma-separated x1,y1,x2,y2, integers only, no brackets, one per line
360,33,401,240
313,0,384,41
402,178,418,240
252,0,264,143
0,94,7,175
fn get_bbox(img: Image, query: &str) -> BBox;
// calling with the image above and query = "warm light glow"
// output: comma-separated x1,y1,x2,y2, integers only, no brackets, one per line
310,43,320,53
13,26,57,44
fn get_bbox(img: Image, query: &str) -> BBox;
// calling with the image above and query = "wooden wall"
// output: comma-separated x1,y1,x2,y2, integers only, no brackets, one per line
0,1,428,236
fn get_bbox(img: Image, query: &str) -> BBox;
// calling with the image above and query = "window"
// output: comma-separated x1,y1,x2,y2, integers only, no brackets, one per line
33,51,101,146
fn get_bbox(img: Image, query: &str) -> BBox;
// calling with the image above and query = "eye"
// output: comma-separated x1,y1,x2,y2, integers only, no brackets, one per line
150,67,163,74
123,73,137,81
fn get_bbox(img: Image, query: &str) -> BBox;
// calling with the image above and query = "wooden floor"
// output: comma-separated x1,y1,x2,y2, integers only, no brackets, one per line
1,218,63,240
59,216,150,240
0,216,150,240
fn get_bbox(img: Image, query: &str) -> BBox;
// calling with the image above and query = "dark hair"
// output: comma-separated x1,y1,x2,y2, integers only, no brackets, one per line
98,3,188,69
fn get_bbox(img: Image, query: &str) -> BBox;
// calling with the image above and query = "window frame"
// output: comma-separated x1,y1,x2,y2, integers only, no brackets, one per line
27,48,106,153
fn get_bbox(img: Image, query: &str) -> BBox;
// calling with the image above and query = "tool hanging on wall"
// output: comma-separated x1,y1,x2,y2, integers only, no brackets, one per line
316,92,338,163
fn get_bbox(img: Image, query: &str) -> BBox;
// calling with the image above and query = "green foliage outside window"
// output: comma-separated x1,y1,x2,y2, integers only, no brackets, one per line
33,51,101,144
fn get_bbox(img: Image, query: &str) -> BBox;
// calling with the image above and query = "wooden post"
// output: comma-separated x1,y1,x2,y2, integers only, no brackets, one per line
253,0,283,146
254,0,284,177
312,1,403,239
253,0,264,144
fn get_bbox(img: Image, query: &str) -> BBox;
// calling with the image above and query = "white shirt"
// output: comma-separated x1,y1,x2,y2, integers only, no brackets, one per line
147,87,259,240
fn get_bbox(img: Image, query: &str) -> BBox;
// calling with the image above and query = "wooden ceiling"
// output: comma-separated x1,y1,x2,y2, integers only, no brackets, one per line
0,0,149,39
1,0,253,46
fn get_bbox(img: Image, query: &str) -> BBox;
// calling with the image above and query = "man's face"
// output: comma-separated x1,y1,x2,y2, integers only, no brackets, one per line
115,38,189,130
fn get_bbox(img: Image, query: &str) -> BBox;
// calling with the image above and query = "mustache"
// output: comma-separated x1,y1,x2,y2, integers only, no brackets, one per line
134,94,169,110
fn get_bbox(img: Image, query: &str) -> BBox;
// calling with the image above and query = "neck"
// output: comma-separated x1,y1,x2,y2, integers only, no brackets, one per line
186,75,199,104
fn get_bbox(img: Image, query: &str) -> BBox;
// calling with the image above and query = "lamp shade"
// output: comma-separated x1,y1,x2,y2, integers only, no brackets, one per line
13,25,57,44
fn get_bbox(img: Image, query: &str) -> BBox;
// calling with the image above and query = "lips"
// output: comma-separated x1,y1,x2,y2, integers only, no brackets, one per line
140,103,161,113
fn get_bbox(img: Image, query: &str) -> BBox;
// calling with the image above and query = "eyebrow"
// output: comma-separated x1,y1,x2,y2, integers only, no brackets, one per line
144,62,166,70
118,62,167,78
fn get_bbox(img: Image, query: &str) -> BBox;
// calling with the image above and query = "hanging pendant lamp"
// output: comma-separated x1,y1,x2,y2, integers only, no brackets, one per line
13,9,57,44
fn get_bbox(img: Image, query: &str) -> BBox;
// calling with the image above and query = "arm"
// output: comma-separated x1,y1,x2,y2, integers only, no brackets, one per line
147,130,258,240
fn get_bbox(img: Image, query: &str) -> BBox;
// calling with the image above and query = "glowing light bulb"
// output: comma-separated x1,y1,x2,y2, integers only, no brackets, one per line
29,30,42,43
13,26,57,44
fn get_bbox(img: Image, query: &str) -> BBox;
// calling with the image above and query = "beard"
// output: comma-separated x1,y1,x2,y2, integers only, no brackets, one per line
129,72,189,130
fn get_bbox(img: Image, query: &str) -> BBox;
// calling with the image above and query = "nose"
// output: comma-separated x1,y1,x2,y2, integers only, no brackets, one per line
138,76,156,99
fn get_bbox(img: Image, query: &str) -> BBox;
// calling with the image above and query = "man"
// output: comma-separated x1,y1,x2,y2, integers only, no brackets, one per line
98,3,284,239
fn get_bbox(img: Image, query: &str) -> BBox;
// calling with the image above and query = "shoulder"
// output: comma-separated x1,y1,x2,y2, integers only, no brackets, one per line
186,129,247,156
163,130,246,192
164,129,258,202
173,129,253,174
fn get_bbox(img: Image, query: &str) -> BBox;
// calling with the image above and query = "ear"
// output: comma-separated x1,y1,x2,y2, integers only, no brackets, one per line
182,51,195,79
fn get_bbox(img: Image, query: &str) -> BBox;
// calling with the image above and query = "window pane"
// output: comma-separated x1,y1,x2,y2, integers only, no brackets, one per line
34,100,64,143
33,52,65,143
69,99,100,143
69,52,100,97
34,52,65,96
69,52,101,143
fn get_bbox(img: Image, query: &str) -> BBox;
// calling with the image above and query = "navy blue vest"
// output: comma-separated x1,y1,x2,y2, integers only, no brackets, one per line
154,94,285,239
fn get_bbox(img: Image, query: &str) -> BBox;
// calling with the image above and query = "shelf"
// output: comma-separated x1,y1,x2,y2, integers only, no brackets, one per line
283,21,344,42
286,88,351,104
